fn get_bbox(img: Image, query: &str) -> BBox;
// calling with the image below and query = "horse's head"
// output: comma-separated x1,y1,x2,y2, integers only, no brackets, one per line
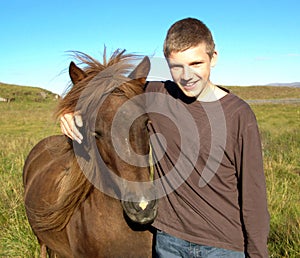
62,50,158,224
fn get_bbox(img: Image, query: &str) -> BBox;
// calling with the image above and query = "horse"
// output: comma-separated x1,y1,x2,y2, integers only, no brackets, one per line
23,49,158,257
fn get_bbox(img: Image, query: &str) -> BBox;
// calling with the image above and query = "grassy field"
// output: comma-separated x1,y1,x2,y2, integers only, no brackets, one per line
0,83,299,257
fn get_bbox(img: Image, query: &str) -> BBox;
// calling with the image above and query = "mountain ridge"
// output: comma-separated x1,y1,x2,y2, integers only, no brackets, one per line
266,82,300,87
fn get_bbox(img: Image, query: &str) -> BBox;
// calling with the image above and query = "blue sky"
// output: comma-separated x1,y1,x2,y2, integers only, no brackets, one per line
1,0,300,94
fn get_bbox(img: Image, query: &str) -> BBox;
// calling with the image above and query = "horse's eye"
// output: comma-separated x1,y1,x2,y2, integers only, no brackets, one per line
112,88,125,95
93,131,102,139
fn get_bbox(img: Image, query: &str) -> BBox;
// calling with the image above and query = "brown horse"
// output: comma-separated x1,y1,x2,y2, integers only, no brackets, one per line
23,49,158,257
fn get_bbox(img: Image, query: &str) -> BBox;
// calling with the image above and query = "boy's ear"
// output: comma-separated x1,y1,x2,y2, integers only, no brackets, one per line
210,50,218,68
69,61,88,84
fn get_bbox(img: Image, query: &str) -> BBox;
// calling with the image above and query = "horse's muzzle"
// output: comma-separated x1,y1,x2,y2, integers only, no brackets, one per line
121,194,158,225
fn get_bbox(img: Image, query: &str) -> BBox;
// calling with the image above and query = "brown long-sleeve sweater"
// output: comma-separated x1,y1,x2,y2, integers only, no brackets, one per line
145,81,270,257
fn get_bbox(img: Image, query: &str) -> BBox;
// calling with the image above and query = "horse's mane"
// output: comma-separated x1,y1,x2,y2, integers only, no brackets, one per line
34,49,146,232
56,48,143,118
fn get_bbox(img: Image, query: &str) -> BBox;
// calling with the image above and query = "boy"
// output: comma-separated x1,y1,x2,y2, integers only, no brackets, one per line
61,18,269,257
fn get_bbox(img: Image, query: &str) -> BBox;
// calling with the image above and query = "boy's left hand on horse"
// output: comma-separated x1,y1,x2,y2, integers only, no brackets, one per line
60,112,83,144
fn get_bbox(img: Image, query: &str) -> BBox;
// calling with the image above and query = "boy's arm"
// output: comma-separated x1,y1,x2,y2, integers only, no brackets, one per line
240,122,270,257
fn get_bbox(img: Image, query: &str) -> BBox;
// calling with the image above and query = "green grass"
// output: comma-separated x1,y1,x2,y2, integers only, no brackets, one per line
0,85,60,257
0,83,299,257
252,104,300,257
226,85,300,100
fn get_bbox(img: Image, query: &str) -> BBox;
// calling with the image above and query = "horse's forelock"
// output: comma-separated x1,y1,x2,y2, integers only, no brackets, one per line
56,49,141,118
75,61,136,117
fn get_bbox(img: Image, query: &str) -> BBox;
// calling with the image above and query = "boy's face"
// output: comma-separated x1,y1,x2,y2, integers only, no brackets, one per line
167,43,217,99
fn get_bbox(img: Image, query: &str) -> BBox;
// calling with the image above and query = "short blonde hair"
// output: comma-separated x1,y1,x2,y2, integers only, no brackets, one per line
163,18,215,59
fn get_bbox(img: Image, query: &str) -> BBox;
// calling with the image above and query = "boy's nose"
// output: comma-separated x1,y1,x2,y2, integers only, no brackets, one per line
182,65,192,80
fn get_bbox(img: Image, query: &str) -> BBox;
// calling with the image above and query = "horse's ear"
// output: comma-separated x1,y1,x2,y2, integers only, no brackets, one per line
69,61,88,85
128,56,150,85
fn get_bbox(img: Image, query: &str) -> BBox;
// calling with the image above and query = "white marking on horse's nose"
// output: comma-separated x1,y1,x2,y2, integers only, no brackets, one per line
139,200,149,210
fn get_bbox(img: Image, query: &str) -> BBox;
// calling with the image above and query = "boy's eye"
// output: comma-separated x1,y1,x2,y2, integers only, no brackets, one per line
170,65,183,72
191,62,204,66
170,64,182,69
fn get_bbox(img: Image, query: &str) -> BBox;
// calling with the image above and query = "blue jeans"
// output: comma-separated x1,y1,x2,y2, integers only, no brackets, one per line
155,230,245,258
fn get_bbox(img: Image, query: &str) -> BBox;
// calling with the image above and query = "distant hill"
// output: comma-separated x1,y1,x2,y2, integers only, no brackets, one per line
266,82,300,88
0,82,59,102
224,85,300,100
1,82,300,103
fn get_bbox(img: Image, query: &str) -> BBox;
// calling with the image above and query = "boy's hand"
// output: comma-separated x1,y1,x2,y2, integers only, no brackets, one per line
60,112,83,144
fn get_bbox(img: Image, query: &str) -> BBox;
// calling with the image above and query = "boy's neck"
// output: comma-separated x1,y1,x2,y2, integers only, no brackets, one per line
196,83,227,102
